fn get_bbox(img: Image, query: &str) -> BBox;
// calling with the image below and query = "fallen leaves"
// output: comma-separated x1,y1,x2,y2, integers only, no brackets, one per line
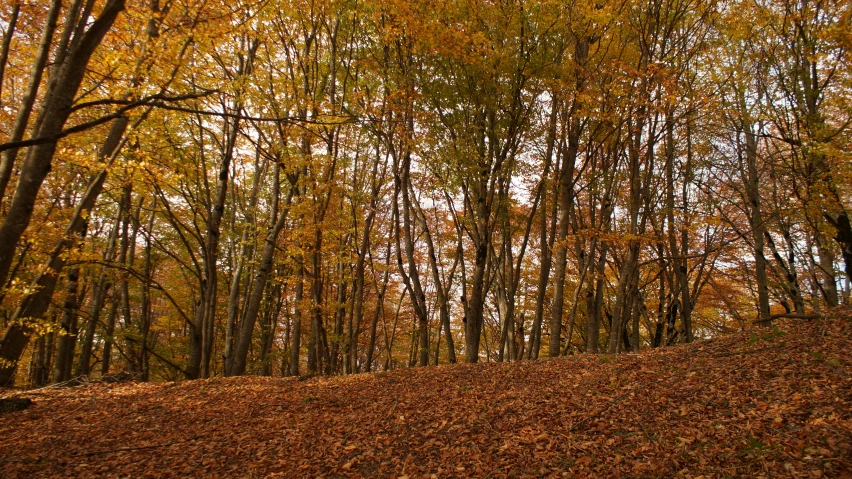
0,314,850,478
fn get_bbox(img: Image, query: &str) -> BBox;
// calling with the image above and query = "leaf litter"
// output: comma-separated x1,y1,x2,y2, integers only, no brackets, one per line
1,312,849,478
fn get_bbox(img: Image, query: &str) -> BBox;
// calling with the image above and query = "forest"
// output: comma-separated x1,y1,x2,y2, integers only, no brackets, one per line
0,0,849,387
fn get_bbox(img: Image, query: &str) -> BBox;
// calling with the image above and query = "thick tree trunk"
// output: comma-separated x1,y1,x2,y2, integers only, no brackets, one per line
465,220,488,363
830,212,852,283
31,332,53,388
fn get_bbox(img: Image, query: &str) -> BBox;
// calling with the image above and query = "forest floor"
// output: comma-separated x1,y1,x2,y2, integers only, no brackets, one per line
1,312,850,478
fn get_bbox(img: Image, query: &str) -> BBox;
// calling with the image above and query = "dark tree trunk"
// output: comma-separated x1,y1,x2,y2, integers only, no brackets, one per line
53,267,82,383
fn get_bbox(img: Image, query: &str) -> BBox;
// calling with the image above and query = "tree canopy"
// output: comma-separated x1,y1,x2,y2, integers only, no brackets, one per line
0,0,848,386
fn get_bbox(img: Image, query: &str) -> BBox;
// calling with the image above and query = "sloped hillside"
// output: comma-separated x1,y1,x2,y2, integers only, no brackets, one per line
1,314,850,478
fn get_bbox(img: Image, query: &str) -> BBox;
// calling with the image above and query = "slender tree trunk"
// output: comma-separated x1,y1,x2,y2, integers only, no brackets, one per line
739,113,773,325
347,152,384,373
527,102,560,359
31,332,51,387
289,266,304,377
548,119,580,357
137,199,156,381
121,196,141,372
188,41,257,379
223,155,264,373
333,265,347,374
764,229,806,315
529,175,559,359
0,1,20,107
0,0,61,204
53,266,82,383
680,122,694,342
259,283,282,376
414,195,458,365
609,121,643,354
100,293,119,375
392,147,429,367
229,182,291,376
587,239,608,353
188,117,237,379
75,201,122,376
665,114,692,343
365,241,392,372
308,228,323,374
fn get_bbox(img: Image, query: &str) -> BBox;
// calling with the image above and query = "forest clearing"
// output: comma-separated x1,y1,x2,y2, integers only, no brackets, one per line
2,313,850,478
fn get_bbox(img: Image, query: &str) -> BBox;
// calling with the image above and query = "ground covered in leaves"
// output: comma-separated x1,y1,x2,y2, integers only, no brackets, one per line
2,315,851,478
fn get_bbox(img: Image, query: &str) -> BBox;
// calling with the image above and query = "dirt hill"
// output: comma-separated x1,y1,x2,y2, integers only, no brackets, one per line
1,314,850,478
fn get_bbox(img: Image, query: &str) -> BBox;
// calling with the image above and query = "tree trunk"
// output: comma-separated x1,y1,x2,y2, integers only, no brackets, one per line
830,212,852,284
548,116,580,357
0,0,61,204
31,332,53,388
586,239,608,353
75,200,122,376
392,147,429,367
608,121,643,354
814,232,839,307
223,155,264,374
347,152,384,373
0,1,20,108
229,183,290,376
288,266,304,377
100,293,119,375
259,283,282,376
365,241,392,372
53,267,81,383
